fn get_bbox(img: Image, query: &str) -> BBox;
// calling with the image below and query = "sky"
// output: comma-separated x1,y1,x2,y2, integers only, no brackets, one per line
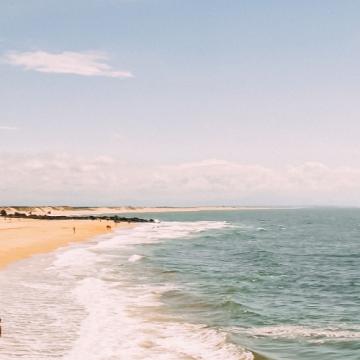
1,0,360,206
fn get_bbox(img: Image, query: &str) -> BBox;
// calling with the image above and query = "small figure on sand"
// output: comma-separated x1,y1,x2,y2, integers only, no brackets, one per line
106,225,112,230
73,227,76,234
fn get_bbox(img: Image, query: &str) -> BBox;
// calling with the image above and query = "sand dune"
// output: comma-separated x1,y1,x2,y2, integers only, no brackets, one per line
0,205,261,217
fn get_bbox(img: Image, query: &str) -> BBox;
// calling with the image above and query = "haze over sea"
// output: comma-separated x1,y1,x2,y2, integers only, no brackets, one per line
0,208,358,360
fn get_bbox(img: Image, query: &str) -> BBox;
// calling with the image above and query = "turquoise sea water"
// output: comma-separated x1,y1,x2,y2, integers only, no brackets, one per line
0,209,359,359
125,209,360,359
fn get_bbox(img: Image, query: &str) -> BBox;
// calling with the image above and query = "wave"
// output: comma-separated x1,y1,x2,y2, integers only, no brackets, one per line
91,220,232,250
231,325,360,343
49,220,253,359
62,277,253,360
256,227,267,232
128,254,144,262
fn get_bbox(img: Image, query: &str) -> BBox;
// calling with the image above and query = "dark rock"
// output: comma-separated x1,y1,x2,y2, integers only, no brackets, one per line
3,211,154,224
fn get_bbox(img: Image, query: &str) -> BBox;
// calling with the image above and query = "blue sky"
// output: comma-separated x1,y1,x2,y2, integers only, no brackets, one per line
1,1,360,205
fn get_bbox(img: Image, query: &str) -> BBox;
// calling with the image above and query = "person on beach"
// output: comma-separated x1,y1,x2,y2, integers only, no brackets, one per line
73,227,76,234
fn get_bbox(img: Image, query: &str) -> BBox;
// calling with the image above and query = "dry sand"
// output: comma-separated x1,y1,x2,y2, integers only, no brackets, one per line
0,217,133,270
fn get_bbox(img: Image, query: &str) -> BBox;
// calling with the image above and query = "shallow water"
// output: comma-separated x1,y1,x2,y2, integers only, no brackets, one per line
0,209,359,359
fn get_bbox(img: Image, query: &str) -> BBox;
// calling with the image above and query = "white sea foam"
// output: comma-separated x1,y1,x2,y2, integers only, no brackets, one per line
128,254,144,262
92,221,231,251
0,257,83,359
233,325,360,342
52,248,98,268
63,277,253,360
256,227,266,231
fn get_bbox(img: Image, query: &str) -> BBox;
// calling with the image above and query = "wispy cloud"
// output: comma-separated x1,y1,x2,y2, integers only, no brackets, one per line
1,154,360,206
0,126,18,130
3,51,133,78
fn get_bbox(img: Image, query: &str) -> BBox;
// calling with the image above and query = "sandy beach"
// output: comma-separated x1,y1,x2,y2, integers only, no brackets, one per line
0,217,133,269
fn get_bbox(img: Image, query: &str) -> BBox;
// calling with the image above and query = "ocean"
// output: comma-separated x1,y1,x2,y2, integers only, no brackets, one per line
0,209,359,359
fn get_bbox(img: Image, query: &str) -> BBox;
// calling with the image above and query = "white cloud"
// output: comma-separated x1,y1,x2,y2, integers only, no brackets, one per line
1,154,360,206
0,126,18,130
3,51,133,78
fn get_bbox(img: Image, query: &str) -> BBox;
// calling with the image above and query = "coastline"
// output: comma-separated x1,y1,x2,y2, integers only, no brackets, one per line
0,212,269,359
0,217,133,270
0,205,279,217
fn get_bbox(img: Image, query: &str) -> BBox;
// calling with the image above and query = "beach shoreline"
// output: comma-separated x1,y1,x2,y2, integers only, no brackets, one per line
0,217,133,270
0,205,282,217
